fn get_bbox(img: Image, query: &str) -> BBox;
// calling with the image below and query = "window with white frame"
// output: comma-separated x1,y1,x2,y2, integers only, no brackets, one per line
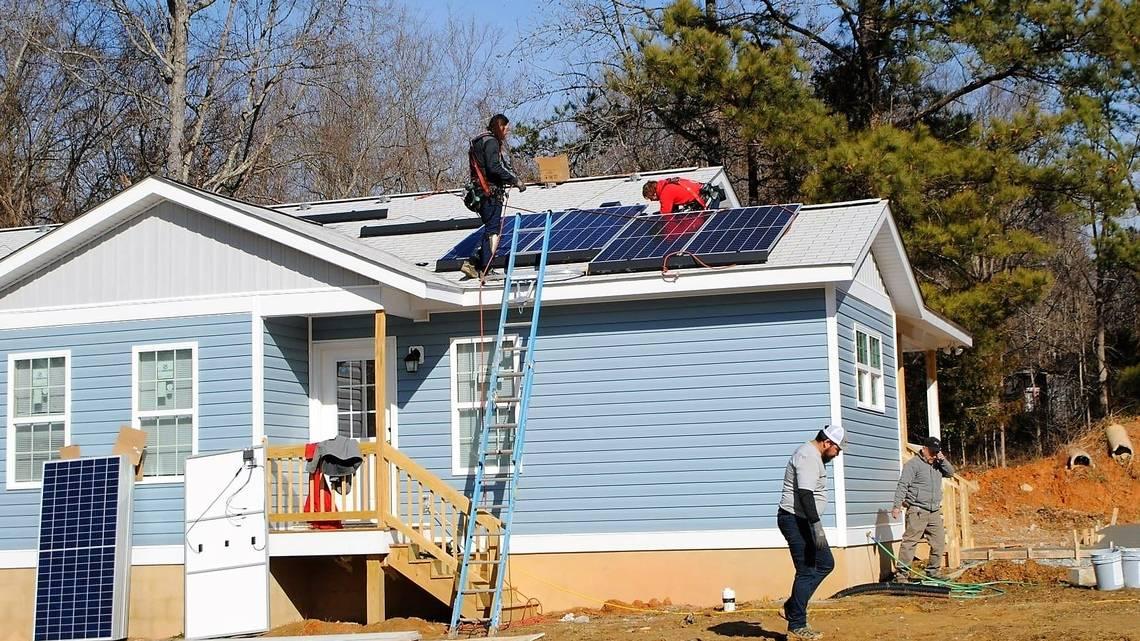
855,327,885,411
451,337,517,475
7,352,69,486
133,344,196,478
335,358,376,439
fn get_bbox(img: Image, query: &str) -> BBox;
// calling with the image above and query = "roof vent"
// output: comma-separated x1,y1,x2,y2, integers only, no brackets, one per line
376,195,391,204
543,182,557,189
627,172,641,182
297,203,311,211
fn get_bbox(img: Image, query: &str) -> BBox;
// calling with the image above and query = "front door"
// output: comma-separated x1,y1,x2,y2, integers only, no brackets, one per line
312,337,398,447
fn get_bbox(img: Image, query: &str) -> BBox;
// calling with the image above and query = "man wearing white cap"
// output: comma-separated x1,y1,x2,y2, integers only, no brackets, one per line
776,424,845,641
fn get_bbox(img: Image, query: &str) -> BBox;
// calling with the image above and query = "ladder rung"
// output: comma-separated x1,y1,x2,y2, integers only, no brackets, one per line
504,322,532,328
467,559,501,565
484,448,514,456
501,345,527,352
489,422,517,429
479,503,509,510
494,396,521,403
462,588,498,594
498,371,524,378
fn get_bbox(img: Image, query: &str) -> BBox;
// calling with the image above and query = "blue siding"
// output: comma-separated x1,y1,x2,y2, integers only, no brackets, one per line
264,316,309,442
315,290,835,533
836,289,901,527
0,314,252,549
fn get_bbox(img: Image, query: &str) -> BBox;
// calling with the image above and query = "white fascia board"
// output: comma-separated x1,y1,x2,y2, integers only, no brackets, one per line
457,265,854,308
0,286,387,329
920,307,973,347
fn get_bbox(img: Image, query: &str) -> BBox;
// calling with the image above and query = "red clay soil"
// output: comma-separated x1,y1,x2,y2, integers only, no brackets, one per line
965,419,1140,544
958,560,1067,584
261,617,446,637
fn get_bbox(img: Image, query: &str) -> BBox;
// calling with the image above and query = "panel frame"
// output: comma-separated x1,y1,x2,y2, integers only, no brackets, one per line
587,210,716,274
32,455,134,641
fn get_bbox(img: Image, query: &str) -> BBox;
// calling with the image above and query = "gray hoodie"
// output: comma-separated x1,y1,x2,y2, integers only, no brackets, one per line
893,453,955,511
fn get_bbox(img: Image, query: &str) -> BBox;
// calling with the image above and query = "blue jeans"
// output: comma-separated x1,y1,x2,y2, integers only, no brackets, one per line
777,509,834,629
470,196,504,272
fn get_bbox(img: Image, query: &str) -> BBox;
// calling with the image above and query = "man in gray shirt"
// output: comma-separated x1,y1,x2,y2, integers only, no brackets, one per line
777,424,845,641
892,436,955,580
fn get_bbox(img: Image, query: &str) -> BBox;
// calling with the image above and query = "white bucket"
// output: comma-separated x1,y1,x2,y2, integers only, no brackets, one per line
722,587,736,612
1121,548,1140,589
1091,549,1124,591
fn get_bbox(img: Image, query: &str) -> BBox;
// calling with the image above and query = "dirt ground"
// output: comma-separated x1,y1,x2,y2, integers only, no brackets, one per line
965,419,1139,547
262,583,1140,641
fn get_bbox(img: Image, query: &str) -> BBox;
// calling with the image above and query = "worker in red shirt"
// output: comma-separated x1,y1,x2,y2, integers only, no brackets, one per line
642,177,707,214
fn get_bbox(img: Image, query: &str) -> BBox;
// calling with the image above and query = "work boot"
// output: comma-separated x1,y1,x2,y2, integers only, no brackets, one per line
788,625,824,640
924,567,944,580
459,261,480,280
893,571,910,583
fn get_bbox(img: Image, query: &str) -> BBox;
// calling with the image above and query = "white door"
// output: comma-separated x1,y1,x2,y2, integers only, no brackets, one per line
312,337,398,446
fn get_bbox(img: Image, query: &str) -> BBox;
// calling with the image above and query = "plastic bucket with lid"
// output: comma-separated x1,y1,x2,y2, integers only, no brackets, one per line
1091,549,1124,591
1122,548,1140,589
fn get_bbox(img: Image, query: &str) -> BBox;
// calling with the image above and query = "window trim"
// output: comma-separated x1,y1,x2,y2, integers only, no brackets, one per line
5,350,71,490
131,342,199,484
450,335,518,476
854,324,885,412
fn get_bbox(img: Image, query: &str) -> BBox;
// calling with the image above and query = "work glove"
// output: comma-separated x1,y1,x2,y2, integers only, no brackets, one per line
515,179,527,192
811,521,828,551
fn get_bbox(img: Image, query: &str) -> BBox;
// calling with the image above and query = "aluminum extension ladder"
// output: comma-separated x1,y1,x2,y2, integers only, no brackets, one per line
449,211,554,636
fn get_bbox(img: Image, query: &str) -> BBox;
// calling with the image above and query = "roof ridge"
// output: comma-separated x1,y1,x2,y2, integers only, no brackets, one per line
273,166,723,209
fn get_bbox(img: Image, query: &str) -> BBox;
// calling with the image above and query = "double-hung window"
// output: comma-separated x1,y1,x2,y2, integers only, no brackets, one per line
133,344,197,479
6,352,70,487
855,326,885,411
450,337,517,475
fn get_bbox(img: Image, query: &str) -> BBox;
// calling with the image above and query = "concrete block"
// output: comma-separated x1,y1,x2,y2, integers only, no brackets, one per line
1067,566,1096,587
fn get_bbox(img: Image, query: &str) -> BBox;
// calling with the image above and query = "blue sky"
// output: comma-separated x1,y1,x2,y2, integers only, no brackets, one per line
419,0,546,43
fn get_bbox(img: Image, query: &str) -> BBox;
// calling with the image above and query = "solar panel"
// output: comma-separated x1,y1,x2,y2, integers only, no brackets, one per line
538,205,646,262
588,211,714,273
435,212,560,271
34,456,133,641
677,204,800,266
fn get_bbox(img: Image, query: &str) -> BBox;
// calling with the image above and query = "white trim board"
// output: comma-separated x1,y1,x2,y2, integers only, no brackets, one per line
268,530,393,557
0,545,186,569
0,286,384,330
824,286,848,538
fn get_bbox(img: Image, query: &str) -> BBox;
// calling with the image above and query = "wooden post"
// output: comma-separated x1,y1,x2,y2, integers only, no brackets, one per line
375,311,389,523
366,555,385,623
897,336,908,455
925,350,941,439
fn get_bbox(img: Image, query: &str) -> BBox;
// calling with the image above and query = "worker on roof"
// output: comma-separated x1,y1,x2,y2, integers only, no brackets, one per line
777,424,844,641
892,436,955,581
460,113,526,281
642,177,706,214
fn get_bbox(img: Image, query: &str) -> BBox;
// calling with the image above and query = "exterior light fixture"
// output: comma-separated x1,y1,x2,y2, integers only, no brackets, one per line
404,346,423,374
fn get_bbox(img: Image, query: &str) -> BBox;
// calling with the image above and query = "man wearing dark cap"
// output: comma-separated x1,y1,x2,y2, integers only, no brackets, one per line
891,436,955,580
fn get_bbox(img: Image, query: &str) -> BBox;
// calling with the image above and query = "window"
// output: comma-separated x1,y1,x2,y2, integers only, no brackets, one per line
7,352,70,487
855,327,884,411
336,358,375,439
133,344,197,479
451,337,517,475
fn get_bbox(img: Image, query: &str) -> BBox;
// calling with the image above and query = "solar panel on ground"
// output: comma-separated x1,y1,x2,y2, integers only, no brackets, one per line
677,204,800,266
34,456,133,641
587,211,714,273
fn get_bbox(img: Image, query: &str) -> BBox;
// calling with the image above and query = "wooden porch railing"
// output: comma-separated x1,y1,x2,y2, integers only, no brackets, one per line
264,441,503,576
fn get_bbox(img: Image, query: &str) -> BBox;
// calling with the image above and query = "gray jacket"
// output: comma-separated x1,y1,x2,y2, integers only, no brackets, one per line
893,454,955,511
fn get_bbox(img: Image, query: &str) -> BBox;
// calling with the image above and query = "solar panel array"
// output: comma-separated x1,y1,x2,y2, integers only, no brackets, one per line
435,203,800,274
35,456,133,641
434,205,645,271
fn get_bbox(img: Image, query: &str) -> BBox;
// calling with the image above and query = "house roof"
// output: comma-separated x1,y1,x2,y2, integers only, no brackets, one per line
0,168,970,348
0,224,58,260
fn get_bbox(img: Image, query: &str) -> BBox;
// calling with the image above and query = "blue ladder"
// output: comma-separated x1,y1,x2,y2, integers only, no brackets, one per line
449,212,554,636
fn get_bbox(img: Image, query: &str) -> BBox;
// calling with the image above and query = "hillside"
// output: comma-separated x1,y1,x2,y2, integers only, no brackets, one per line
964,418,1139,547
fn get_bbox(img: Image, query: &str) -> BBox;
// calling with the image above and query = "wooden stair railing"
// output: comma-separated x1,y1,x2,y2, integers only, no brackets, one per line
265,442,531,619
